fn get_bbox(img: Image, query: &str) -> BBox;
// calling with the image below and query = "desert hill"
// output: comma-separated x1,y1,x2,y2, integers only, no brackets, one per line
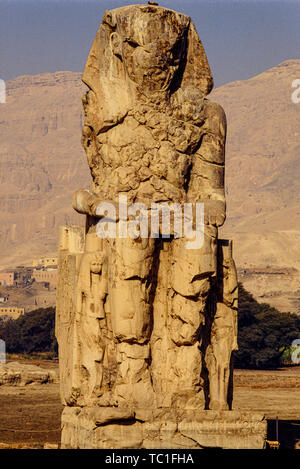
1,61,300,311
0,72,89,268
212,60,300,312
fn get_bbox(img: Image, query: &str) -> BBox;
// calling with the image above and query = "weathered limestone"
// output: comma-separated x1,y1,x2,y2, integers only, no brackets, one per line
61,407,266,449
0,362,58,386
56,4,267,448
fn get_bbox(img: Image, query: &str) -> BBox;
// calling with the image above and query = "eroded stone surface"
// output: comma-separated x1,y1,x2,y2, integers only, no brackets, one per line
0,362,58,386
56,4,266,448
61,407,267,449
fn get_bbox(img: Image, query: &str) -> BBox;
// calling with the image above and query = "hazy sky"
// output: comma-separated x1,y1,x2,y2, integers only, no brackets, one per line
0,0,300,87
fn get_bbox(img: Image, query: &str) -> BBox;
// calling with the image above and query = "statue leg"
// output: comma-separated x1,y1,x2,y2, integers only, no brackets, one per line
166,227,217,409
107,236,157,408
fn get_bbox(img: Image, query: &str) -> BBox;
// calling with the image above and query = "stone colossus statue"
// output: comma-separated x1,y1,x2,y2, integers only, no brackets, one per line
55,4,262,450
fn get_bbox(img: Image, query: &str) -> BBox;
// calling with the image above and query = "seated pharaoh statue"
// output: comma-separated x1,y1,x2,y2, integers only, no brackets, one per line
56,3,266,449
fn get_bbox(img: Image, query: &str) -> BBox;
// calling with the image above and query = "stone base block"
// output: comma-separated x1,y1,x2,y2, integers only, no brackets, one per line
61,407,267,449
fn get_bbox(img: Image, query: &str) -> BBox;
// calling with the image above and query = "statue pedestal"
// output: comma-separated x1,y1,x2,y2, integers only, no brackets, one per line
61,407,267,449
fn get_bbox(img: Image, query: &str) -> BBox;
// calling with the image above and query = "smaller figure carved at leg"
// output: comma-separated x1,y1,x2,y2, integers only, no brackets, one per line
205,303,237,410
206,240,238,411
76,251,108,404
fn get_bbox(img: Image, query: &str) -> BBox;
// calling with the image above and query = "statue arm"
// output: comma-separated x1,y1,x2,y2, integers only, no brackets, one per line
72,189,119,220
187,100,227,227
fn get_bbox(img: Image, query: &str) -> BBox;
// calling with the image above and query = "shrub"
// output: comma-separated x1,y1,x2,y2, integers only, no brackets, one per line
0,307,57,355
234,284,300,369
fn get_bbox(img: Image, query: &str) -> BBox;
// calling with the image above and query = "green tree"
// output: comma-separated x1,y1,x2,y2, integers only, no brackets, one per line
0,307,57,355
234,284,300,369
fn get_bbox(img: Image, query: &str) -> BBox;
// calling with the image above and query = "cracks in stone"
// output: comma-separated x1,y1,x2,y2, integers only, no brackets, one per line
196,152,225,168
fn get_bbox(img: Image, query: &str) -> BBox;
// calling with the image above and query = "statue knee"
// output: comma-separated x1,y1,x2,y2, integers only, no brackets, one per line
110,285,151,343
169,293,205,346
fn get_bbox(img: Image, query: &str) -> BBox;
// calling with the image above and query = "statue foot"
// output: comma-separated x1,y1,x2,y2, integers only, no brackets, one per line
209,400,229,411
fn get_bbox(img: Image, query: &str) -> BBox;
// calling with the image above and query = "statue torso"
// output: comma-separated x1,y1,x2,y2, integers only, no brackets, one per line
91,99,204,204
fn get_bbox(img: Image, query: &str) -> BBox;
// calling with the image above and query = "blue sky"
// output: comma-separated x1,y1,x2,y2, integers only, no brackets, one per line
0,0,299,86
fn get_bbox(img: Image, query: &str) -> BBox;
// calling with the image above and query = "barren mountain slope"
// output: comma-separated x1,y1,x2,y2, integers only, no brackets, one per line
1,61,300,311
213,60,300,311
0,72,89,268
213,60,300,233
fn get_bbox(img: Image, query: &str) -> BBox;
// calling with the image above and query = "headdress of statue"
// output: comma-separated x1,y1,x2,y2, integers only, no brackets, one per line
82,4,213,134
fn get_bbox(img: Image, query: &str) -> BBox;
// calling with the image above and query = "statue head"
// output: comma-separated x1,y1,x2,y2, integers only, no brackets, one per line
82,5,213,133
108,6,189,93
90,252,105,275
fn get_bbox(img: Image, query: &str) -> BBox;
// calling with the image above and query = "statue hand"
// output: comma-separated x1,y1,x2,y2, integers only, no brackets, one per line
204,200,226,227
72,189,119,221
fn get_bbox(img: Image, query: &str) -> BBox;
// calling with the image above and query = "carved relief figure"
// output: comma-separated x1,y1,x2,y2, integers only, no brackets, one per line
76,251,108,403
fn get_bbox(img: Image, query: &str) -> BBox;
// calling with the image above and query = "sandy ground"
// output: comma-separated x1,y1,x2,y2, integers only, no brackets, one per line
234,367,300,420
1,362,300,449
0,382,61,449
